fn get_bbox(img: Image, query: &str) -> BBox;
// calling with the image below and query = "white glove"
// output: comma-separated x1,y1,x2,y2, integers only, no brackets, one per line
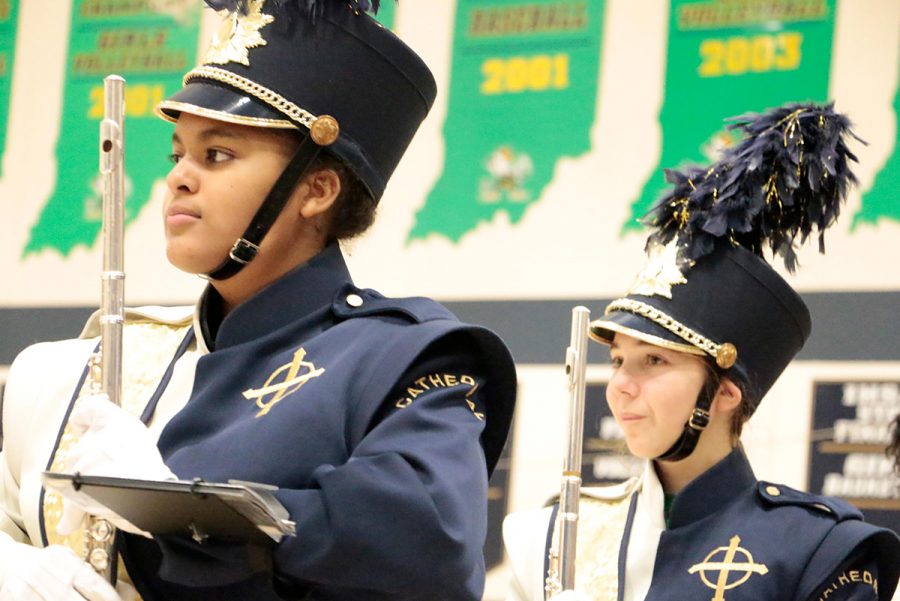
0,544,136,601
57,394,176,537
549,592,590,601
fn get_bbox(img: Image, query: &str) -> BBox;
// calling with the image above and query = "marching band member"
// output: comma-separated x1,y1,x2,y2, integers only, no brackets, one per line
504,103,900,601
0,1,516,599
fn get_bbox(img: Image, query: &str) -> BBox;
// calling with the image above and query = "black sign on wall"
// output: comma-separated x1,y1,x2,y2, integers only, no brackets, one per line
808,381,900,534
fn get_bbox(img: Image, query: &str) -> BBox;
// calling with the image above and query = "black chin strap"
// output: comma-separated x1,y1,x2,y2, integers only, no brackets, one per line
205,115,340,281
656,377,717,462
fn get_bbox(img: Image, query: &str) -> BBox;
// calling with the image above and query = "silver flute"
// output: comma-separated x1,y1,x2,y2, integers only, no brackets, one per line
83,74,126,584
545,306,590,597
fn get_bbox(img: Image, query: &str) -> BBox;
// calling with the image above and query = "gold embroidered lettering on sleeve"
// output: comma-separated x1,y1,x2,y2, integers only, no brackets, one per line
816,569,879,601
463,376,484,421
394,372,483,419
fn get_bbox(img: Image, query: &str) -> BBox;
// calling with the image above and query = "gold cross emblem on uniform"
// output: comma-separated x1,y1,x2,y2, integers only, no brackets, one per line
242,347,325,417
688,535,769,601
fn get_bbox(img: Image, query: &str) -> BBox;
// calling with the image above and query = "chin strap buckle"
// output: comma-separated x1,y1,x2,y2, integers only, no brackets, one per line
228,238,260,265
688,407,710,431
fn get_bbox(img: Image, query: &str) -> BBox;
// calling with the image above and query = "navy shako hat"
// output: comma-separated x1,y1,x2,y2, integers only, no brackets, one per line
594,241,811,404
592,103,861,407
156,0,437,201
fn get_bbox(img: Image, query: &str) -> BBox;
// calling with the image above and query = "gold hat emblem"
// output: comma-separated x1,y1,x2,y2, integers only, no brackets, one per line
204,0,274,67
628,238,688,299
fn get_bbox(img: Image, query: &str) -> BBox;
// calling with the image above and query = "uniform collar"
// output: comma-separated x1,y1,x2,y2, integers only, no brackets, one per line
198,243,352,350
666,446,756,529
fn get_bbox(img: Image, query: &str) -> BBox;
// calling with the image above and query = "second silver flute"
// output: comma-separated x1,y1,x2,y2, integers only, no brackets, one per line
545,306,590,597
84,73,126,584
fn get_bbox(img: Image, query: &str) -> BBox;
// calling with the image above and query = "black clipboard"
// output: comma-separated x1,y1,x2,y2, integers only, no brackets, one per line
42,472,296,545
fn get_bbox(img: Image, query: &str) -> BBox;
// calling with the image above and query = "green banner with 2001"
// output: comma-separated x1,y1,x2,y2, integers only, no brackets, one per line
411,0,605,243
24,0,201,258
0,0,19,179
625,0,837,233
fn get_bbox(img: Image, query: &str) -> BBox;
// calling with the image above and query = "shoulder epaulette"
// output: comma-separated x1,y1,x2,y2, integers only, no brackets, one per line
332,285,458,324
756,482,863,521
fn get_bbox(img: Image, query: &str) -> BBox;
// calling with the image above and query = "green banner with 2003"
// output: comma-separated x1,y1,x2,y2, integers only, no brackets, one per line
24,0,200,258
625,0,837,233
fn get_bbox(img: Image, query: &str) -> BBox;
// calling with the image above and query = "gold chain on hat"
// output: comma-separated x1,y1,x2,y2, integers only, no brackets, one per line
605,298,737,368
184,66,318,129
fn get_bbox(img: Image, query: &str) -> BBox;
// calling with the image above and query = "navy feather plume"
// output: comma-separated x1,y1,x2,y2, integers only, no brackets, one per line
204,0,382,19
644,102,863,272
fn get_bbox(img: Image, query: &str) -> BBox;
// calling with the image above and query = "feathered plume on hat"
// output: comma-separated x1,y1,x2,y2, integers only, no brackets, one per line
643,102,864,272
205,0,381,21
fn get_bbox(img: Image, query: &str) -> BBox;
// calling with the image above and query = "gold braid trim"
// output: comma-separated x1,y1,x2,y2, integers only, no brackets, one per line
184,66,317,128
604,298,737,368
549,494,633,601
43,321,193,596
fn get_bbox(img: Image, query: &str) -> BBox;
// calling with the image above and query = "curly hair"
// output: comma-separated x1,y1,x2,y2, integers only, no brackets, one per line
273,130,378,243
310,152,377,243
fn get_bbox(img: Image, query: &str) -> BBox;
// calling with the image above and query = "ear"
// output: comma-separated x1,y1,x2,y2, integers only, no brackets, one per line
297,168,341,219
714,377,743,414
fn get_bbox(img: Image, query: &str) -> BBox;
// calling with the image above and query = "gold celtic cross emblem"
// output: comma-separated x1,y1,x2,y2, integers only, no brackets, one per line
242,348,325,417
688,535,769,601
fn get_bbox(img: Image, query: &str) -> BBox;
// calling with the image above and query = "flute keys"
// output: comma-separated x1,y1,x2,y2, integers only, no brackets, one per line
89,518,114,542
88,548,110,572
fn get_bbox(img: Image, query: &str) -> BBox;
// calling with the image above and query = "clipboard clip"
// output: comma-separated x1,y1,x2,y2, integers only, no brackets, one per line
189,477,207,499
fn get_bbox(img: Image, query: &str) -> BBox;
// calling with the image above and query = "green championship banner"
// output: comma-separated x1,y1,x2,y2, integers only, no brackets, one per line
625,0,836,233
0,0,18,179
410,0,604,243
856,57,900,227
24,0,201,258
